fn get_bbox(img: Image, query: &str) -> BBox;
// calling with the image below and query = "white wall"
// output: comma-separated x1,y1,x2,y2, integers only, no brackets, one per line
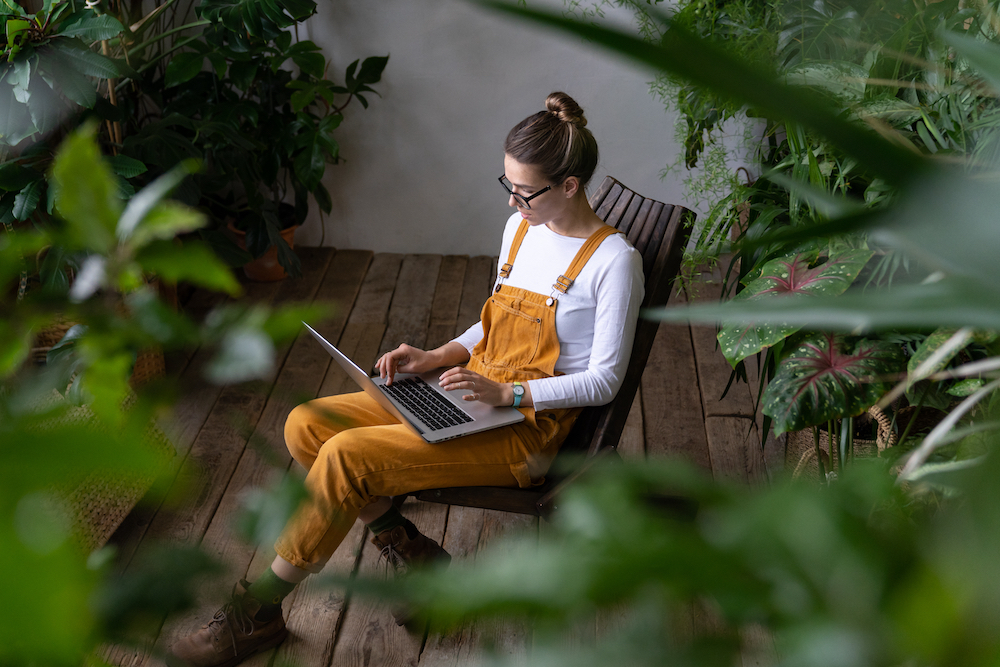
297,0,688,256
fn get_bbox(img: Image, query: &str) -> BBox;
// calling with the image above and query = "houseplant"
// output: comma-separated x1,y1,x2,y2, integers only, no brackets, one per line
126,20,388,280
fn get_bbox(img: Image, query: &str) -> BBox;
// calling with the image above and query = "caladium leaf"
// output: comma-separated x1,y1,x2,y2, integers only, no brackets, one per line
718,249,873,366
762,332,903,435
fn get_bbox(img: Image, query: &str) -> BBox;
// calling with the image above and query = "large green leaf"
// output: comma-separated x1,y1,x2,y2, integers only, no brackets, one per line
56,13,124,41
12,177,43,221
717,249,872,365
50,42,123,79
50,126,120,254
135,240,240,295
165,51,206,88
648,276,1000,332
762,333,903,434
36,46,97,108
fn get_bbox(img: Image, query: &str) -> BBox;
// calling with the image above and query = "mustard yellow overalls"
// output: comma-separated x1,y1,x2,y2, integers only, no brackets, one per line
277,221,619,571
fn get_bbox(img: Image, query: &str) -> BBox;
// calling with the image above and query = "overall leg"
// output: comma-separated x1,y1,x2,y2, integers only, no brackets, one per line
275,414,548,572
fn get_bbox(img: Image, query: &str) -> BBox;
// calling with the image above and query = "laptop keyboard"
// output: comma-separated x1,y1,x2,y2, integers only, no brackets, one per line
380,377,474,431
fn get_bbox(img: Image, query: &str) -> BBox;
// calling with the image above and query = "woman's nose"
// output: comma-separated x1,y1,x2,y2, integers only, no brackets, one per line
508,193,518,208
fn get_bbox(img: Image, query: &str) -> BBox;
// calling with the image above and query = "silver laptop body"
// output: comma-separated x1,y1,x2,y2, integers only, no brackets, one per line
304,323,525,443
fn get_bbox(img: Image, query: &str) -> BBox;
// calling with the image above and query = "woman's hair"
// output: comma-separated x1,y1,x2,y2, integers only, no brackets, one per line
504,92,599,189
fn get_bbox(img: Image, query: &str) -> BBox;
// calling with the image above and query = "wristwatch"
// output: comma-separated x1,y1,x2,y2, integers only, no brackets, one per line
511,381,525,408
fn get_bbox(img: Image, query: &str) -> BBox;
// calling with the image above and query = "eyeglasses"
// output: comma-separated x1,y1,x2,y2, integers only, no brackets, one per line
499,175,551,210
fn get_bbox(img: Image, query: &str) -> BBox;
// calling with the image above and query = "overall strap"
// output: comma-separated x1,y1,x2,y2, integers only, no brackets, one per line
552,224,619,295
497,219,531,280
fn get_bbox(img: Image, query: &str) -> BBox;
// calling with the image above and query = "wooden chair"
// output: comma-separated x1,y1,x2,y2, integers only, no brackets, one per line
410,176,694,517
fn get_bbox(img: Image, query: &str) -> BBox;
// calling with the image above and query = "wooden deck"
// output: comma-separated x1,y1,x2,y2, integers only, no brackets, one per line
103,247,783,667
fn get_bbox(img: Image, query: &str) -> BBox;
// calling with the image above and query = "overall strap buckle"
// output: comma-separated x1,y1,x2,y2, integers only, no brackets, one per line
552,275,574,294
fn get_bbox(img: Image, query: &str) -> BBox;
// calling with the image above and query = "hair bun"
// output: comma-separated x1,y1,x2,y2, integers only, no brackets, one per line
545,91,587,127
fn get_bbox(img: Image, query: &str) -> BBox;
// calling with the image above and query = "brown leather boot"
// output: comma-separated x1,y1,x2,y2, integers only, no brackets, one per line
370,525,451,625
169,580,288,667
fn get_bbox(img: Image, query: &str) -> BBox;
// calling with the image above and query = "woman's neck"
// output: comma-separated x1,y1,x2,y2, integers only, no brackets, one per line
544,193,605,238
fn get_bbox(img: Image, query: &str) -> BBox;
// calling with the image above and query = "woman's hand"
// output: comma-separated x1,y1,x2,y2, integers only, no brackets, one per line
376,344,436,385
438,367,516,406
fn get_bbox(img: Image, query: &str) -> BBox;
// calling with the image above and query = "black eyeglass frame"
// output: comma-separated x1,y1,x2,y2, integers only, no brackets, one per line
499,175,552,210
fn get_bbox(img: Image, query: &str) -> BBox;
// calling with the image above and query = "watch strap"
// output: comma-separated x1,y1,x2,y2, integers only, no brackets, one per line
512,381,524,408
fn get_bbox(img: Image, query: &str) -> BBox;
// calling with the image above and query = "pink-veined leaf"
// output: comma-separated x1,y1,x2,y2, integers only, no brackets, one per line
762,332,903,435
717,249,872,366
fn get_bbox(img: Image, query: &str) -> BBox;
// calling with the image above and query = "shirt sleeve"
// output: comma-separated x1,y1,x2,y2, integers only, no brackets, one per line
528,246,645,411
452,320,484,354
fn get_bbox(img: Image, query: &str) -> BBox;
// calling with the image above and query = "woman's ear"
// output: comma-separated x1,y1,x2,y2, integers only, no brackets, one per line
563,176,580,198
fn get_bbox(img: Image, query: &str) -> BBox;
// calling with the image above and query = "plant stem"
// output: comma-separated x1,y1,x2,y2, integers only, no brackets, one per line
814,425,825,482
127,19,210,62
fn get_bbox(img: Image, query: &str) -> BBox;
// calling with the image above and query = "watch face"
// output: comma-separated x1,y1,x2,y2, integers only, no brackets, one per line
513,385,525,396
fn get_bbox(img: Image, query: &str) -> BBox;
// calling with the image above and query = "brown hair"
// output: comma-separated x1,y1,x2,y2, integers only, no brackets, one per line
504,91,599,189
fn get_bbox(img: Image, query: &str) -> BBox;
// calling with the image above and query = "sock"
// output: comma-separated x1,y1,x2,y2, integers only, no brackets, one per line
246,567,297,620
366,504,418,539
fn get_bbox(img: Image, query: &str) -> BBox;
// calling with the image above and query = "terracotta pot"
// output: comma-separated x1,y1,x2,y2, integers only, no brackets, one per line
227,221,299,282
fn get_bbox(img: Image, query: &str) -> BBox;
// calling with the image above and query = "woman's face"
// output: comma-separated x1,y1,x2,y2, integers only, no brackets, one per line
502,155,566,226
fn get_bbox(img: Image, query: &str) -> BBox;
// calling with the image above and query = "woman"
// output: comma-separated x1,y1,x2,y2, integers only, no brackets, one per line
172,91,645,667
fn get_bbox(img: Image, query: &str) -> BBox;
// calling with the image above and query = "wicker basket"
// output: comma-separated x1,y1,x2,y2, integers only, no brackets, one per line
31,318,165,388
44,391,175,552
787,405,897,481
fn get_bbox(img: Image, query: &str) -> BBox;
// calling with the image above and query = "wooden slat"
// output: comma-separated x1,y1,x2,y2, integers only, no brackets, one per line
587,176,615,211
627,200,661,248
603,190,634,229
619,195,651,237
685,264,756,419
593,183,624,221
427,256,469,349
640,288,711,471
318,253,403,398
704,416,757,484
618,388,645,461
377,254,443,357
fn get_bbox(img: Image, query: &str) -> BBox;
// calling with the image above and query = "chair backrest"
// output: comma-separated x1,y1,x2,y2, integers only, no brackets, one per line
557,176,694,458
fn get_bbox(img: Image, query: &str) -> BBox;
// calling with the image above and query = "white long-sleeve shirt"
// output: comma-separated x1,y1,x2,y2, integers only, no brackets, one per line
452,212,645,411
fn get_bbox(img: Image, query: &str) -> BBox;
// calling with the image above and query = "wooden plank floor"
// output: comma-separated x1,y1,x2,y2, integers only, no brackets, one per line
104,247,779,667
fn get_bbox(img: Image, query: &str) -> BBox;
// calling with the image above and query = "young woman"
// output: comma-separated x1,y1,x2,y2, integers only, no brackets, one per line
172,92,645,667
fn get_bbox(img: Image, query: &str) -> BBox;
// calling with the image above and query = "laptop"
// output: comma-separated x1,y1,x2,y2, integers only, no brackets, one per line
303,323,525,443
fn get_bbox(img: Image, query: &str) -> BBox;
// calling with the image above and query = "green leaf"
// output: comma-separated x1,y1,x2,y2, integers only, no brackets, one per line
51,42,123,79
117,159,199,242
907,328,973,383
355,54,388,85
37,46,97,108
312,181,331,214
292,51,325,78
135,240,241,295
50,125,120,253
762,333,903,435
12,178,43,221
948,378,986,397
293,141,324,191
107,155,148,179
649,276,1000,332
0,162,33,192
56,13,124,41
165,51,206,88
941,29,1000,96
127,201,206,249
716,250,873,366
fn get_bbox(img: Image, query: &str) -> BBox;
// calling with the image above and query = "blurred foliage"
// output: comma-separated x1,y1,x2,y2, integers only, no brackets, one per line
0,124,323,665
400,451,1000,667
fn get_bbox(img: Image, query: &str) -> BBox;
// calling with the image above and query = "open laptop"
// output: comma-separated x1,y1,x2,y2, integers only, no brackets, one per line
303,323,525,443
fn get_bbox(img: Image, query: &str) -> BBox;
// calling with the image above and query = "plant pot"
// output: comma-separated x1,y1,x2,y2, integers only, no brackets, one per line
227,221,298,282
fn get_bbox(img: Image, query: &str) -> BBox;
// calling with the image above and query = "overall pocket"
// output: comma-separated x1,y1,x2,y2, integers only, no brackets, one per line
480,294,544,369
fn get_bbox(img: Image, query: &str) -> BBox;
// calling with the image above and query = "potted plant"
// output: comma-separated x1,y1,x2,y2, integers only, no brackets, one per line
126,20,387,280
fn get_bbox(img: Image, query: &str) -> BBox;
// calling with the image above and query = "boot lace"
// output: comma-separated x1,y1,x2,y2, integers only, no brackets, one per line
377,542,410,576
207,596,256,654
